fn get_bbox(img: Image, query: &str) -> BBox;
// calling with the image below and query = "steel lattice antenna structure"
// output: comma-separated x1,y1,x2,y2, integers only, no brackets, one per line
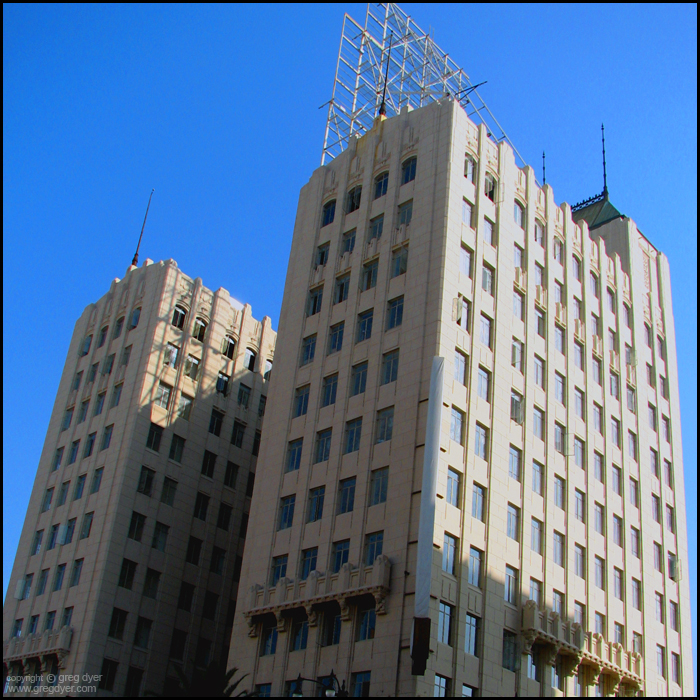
321,2,528,170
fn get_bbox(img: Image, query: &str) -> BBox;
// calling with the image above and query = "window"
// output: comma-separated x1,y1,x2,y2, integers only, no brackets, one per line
338,478,356,514
610,371,620,399
589,272,599,298
484,173,497,202
397,200,413,226
168,434,185,463
507,504,520,541
357,309,373,342
361,259,378,291
340,229,356,256
480,314,493,348
161,477,177,506
292,384,311,418
391,246,409,278
36,568,48,593
614,567,624,600
365,532,383,566
133,616,153,649
280,440,303,477
553,531,565,567
573,489,586,522
462,198,474,226
277,494,295,531
438,602,453,645
360,469,388,511
572,256,582,281
574,437,585,469
554,280,564,305
235,384,251,410
185,536,202,566
351,361,368,396
502,630,517,672
151,521,169,551
514,200,525,228
333,275,350,306
554,476,566,509
460,245,472,277
512,290,524,320
443,533,457,575
372,170,389,199
662,415,671,443
471,370,490,407
574,545,586,579
575,343,585,371
509,390,524,424
67,557,84,587
108,607,128,640
463,613,481,658
300,334,316,366
63,518,76,544
346,184,362,213
87,362,98,384
401,156,417,184
464,154,476,182
590,313,600,337
193,492,209,521
448,407,464,445
595,556,605,589
505,566,518,604
321,200,336,227
61,407,74,432
531,460,544,495
386,296,404,329
345,418,362,453
264,359,274,382
433,673,452,698
468,546,482,587
378,406,394,442
481,263,495,296
307,286,323,316
672,653,682,685
308,486,325,522
629,476,639,507
535,308,546,337
231,420,246,448
469,483,485,522
331,541,350,573
533,407,545,440
657,646,666,679
474,422,488,459
552,373,565,406
574,388,586,418
269,555,288,587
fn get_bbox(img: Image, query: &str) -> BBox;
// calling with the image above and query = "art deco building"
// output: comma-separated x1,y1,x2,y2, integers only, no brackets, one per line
228,99,693,697
3,259,275,696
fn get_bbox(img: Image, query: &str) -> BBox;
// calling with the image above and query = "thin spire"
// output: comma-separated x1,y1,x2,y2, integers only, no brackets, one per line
378,32,393,117
601,123,608,196
542,151,546,186
132,189,154,267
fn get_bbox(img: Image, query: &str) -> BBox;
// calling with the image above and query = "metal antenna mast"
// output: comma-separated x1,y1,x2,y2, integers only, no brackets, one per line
132,189,154,267
378,31,393,117
322,3,529,173
542,151,546,186
601,123,608,195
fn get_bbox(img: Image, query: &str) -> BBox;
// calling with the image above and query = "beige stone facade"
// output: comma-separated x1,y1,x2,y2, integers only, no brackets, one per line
3,259,275,696
227,99,693,697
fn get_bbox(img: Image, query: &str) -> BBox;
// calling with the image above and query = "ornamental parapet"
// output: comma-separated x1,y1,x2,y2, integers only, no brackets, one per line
244,555,391,636
522,601,643,694
3,626,73,667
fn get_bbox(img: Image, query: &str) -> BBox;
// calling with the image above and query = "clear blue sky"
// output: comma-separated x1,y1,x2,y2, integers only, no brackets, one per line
4,2,697,684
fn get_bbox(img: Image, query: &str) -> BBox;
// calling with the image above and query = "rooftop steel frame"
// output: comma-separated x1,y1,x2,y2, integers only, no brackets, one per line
321,3,528,168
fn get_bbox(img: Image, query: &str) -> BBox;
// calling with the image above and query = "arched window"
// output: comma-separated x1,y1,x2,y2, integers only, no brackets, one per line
113,317,124,339
321,200,336,227
464,154,476,183
514,201,525,229
172,305,187,330
401,156,417,185
264,359,273,381
374,172,389,199
484,173,497,202
129,308,141,330
80,335,93,357
222,335,236,360
97,326,109,348
346,186,362,214
244,348,257,372
193,317,207,342
534,220,545,247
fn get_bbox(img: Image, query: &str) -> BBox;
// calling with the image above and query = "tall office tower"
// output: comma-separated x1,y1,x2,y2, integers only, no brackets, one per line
228,96,693,697
3,259,276,696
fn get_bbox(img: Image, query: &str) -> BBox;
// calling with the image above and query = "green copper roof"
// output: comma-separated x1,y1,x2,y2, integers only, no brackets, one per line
572,193,623,230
